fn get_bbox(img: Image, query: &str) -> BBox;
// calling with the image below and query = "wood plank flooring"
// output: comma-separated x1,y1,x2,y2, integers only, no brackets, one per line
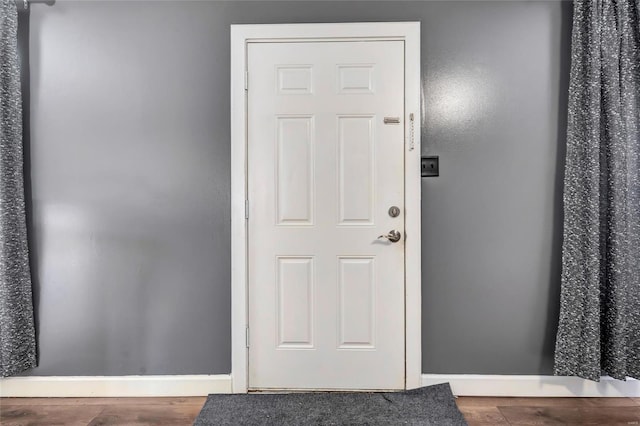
1,396,639,425
0,397,206,426
456,397,640,426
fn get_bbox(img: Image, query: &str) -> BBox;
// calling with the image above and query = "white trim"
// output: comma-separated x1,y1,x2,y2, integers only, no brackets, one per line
231,22,421,393
5,374,638,398
402,22,422,391
422,374,640,397
0,375,232,397
230,22,249,395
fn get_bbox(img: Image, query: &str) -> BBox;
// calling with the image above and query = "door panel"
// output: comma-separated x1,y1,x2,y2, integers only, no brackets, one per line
338,256,376,348
277,256,314,348
338,115,375,224
248,41,405,390
276,116,314,225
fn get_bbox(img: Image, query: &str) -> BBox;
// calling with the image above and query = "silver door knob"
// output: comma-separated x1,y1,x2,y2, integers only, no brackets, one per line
378,230,402,243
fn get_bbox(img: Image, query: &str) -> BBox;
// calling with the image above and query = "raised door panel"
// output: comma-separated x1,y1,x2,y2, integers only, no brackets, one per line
338,257,376,349
276,116,315,225
277,257,314,348
337,115,375,225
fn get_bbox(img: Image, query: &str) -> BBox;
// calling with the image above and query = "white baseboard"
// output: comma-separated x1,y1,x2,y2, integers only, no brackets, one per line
3,373,638,398
0,374,232,397
422,374,640,397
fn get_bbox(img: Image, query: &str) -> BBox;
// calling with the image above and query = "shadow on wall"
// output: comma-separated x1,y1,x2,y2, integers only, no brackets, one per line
541,0,572,373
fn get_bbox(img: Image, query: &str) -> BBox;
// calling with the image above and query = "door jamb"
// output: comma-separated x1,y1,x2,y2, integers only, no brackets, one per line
231,22,421,393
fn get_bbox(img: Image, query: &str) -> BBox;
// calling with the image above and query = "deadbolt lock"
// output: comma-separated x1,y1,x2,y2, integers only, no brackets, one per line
388,206,400,218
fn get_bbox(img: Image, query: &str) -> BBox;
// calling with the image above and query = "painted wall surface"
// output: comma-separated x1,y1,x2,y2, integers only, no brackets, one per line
21,1,570,375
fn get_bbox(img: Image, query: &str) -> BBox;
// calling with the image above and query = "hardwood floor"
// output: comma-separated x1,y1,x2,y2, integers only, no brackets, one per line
1,396,639,425
0,398,206,426
456,396,640,426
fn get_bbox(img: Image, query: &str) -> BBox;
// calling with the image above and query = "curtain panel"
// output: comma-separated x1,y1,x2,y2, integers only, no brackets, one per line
555,0,640,381
0,0,36,377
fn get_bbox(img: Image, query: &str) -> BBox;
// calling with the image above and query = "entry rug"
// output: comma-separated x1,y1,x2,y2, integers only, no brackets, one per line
193,383,467,425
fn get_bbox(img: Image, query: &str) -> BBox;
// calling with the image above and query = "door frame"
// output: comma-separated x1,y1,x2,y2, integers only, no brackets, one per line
231,22,421,393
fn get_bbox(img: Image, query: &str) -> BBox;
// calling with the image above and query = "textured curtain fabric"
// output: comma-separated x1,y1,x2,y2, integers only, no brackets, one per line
0,0,36,377
555,0,640,381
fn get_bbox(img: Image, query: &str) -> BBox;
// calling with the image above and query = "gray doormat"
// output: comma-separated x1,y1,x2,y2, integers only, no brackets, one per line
193,383,467,425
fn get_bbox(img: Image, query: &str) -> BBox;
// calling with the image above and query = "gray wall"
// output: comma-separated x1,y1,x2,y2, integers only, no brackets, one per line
21,1,570,376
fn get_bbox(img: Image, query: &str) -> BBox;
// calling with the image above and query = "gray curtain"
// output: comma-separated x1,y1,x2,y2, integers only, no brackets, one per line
0,0,36,377
555,0,640,381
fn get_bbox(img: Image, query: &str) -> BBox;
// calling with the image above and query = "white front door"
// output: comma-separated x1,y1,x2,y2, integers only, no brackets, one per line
247,40,405,390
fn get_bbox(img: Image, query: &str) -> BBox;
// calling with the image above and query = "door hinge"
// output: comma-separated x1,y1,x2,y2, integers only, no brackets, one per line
244,71,248,91
245,199,249,219
245,326,250,348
